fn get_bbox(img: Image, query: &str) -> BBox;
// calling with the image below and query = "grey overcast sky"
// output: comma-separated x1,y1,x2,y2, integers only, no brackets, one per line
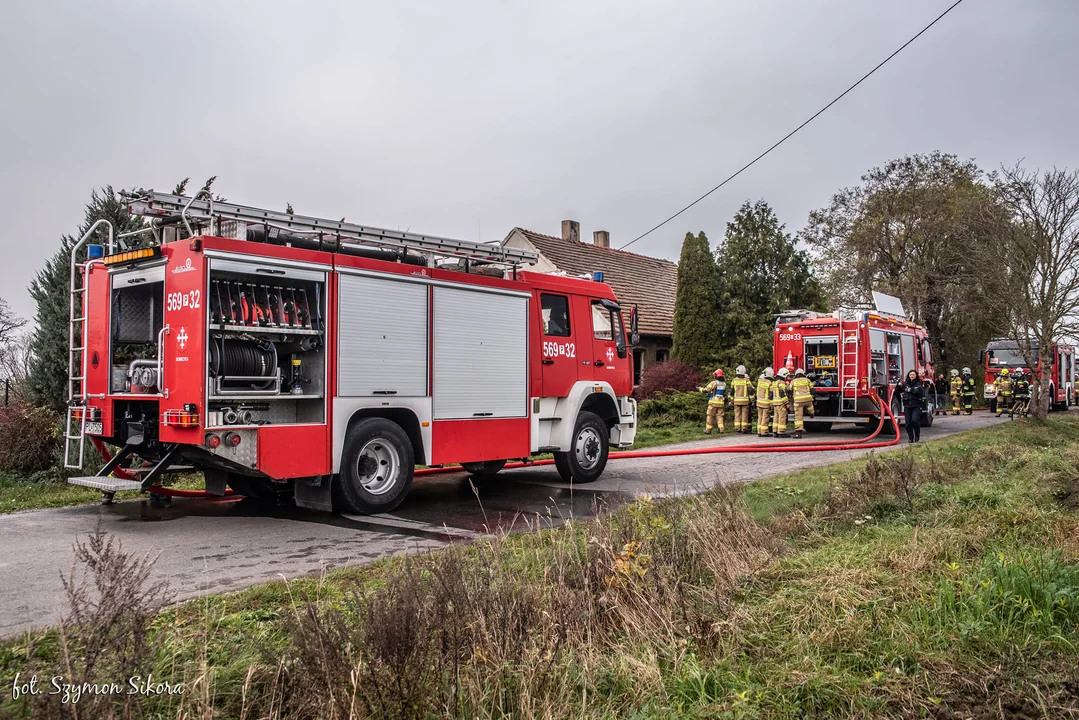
1,0,1077,320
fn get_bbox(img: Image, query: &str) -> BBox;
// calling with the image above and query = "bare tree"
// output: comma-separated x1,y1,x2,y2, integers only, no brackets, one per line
0,298,24,345
985,165,1079,420
0,299,29,404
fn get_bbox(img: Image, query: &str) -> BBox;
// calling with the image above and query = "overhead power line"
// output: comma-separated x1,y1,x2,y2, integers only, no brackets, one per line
618,0,966,251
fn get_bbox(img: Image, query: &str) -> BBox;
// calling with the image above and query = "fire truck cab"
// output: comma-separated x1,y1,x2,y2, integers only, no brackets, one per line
64,191,638,514
773,292,935,430
981,339,1075,412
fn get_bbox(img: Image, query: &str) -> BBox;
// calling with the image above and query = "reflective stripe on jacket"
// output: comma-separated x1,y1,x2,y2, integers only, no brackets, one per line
950,377,962,394
791,376,813,403
961,377,976,396
756,378,772,405
732,377,753,404
702,380,726,405
771,380,788,407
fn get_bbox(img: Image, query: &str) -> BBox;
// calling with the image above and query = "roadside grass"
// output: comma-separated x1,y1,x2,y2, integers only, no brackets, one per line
0,473,206,515
4,417,1079,718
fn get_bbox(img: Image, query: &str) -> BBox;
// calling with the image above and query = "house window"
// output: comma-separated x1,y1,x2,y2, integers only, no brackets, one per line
656,349,669,363
541,294,570,337
633,349,644,385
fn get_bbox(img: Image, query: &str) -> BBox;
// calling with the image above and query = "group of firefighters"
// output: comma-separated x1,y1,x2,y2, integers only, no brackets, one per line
699,364,1036,438
698,365,816,439
942,366,1032,418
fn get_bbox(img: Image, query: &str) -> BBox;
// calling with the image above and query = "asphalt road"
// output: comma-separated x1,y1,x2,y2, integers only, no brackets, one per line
0,411,1004,638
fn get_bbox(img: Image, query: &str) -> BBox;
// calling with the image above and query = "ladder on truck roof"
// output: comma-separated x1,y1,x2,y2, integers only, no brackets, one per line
122,190,539,267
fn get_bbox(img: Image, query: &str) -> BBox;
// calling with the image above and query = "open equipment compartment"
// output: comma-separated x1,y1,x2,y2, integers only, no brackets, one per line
205,257,327,428
109,262,166,395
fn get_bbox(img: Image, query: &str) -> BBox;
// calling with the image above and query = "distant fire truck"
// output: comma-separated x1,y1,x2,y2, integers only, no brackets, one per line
980,338,1075,412
773,293,936,430
64,191,638,513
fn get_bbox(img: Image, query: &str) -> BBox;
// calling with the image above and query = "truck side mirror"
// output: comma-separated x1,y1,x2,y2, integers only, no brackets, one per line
628,305,640,346
978,350,985,366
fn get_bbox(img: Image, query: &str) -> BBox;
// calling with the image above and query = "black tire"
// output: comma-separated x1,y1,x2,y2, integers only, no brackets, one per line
920,401,934,428
333,418,414,515
461,460,506,476
890,395,904,431
553,411,609,484
803,421,832,433
989,398,998,415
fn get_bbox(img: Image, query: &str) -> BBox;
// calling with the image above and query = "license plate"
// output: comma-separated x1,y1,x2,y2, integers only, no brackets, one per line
85,421,103,436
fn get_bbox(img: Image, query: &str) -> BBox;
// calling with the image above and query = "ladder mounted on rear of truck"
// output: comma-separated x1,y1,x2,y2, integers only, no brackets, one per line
122,190,538,268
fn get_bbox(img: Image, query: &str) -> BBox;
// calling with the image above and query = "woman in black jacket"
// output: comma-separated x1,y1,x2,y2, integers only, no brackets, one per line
900,369,924,443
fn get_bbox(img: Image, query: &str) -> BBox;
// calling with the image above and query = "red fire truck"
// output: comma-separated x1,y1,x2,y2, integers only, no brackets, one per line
980,339,1075,412
64,191,639,513
773,293,936,430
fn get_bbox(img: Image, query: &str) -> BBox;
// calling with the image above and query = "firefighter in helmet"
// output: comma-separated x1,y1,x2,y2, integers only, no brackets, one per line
756,367,774,437
961,367,976,415
698,369,726,434
731,365,754,434
772,368,791,438
790,368,814,438
949,369,962,415
1014,368,1031,417
995,368,1013,418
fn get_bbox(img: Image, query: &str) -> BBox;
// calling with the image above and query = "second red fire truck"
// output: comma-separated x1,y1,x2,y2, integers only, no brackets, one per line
981,339,1075,412
773,293,936,430
64,191,639,513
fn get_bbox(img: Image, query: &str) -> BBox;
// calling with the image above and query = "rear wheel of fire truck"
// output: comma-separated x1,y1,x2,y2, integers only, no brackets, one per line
460,460,506,476
335,418,414,514
553,411,609,484
889,395,903,433
921,399,935,428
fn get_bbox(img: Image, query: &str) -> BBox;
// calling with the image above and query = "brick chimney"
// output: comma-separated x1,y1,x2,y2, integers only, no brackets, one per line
561,220,580,243
593,230,610,248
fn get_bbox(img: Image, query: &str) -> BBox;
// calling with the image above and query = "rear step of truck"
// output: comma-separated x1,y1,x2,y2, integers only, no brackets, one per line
68,476,144,492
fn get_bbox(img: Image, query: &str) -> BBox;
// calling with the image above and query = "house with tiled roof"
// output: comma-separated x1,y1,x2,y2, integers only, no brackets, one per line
503,220,678,384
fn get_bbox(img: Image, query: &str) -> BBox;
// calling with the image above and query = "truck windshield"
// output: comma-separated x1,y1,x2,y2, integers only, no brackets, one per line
987,347,1029,367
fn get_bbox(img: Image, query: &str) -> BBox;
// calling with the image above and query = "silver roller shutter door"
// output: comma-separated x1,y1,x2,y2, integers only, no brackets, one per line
433,286,528,419
338,275,428,397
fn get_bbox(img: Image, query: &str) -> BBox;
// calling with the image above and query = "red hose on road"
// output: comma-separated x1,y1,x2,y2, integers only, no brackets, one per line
415,393,901,477
89,394,900,497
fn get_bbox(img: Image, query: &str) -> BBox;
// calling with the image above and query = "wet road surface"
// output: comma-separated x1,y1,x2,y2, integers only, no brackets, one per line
0,411,1005,637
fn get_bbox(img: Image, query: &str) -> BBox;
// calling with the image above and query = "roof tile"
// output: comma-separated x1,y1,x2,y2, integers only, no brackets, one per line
514,228,677,336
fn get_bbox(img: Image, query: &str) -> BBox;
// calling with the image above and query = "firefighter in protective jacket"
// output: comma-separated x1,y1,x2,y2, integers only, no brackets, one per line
731,365,754,434
995,368,1013,418
772,368,791,438
756,368,774,437
698,369,726,434
1014,369,1031,417
961,367,976,415
790,368,815,438
949,369,962,415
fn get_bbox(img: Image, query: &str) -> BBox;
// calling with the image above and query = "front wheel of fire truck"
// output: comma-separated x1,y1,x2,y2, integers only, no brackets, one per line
335,418,415,514
553,411,609,484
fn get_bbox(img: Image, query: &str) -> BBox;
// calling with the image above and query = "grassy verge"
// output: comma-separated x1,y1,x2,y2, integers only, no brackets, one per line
0,473,206,515
5,417,1079,718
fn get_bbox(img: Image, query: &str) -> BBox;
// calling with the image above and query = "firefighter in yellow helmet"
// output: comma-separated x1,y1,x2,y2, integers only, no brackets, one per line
949,369,962,415
698,368,726,434
756,367,774,437
995,368,1013,418
790,368,815,439
772,367,791,438
731,364,754,434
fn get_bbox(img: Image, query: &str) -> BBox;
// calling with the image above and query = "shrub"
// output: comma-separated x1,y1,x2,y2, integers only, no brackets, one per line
0,402,61,475
635,359,702,400
638,391,708,425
